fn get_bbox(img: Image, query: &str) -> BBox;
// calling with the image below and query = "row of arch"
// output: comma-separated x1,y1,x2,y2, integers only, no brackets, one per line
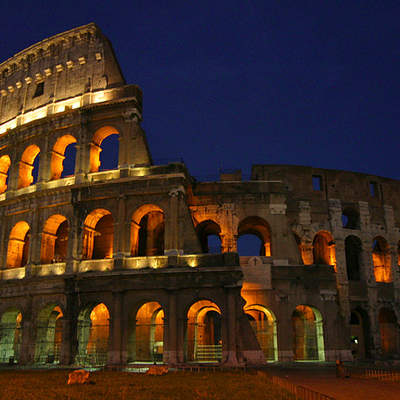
0,126,120,193
5,211,398,284
6,205,165,268
2,301,398,365
198,218,396,283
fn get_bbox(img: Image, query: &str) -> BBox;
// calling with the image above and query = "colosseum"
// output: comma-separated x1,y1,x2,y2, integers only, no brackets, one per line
0,23,398,368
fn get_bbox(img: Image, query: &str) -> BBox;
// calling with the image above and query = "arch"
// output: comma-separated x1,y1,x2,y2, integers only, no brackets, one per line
372,237,392,282
237,216,271,256
40,215,68,264
6,221,30,269
34,305,63,364
293,233,305,264
131,204,165,256
82,209,113,260
292,305,325,361
50,134,77,180
18,144,40,188
76,303,110,366
244,304,277,361
379,308,399,357
312,231,336,268
350,309,370,360
0,155,11,193
128,302,165,363
345,235,362,281
90,126,119,173
196,220,222,253
342,207,360,229
186,300,222,363
0,309,22,363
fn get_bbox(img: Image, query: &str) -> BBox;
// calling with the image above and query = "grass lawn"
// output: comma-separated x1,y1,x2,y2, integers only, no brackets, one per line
0,369,293,400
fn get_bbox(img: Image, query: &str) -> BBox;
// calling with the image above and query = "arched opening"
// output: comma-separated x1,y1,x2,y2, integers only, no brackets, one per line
292,305,325,361
350,309,370,360
18,144,40,188
82,209,113,260
372,237,392,282
40,215,68,264
76,303,110,366
50,135,77,179
312,231,336,268
0,310,22,364
6,221,30,268
293,233,306,264
244,305,277,361
237,216,271,256
0,155,11,193
345,235,362,281
186,300,222,363
196,220,222,253
90,126,119,173
34,305,63,364
128,302,165,363
131,205,165,256
379,308,399,357
342,207,360,229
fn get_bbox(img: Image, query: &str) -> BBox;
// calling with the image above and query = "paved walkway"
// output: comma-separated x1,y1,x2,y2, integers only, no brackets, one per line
267,365,400,400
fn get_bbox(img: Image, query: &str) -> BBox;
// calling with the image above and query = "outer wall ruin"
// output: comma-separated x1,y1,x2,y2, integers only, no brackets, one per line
0,24,398,367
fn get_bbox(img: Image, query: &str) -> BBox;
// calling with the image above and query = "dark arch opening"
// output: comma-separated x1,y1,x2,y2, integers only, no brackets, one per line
342,207,360,229
196,220,221,253
61,142,77,177
99,134,119,171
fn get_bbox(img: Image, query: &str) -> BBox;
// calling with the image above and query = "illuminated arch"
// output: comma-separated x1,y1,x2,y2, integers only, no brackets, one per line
0,155,11,193
312,231,336,269
82,209,113,260
186,300,222,362
244,304,278,361
372,236,392,283
50,135,77,180
0,309,22,363
237,216,271,256
196,219,222,253
90,126,119,172
40,215,68,264
34,305,63,364
18,144,40,188
128,302,165,363
131,204,165,256
6,221,30,269
76,303,110,366
292,305,325,361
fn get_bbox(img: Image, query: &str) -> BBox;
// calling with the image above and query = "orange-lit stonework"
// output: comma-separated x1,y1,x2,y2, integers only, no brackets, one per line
0,24,398,368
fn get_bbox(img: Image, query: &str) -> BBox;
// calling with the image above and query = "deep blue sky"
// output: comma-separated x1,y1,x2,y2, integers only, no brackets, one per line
1,1,400,180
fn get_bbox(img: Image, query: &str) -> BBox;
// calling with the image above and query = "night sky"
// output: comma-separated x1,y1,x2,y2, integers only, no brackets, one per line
1,1,400,181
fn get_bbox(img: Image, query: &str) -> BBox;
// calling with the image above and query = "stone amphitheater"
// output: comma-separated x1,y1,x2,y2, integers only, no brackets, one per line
0,23,398,367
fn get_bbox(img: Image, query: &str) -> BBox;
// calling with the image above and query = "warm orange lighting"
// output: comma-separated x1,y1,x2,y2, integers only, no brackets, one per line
313,231,336,270
40,215,68,264
82,209,113,259
6,221,30,268
0,155,11,193
372,237,392,283
18,144,40,188
51,135,77,180
90,126,119,173
238,216,272,256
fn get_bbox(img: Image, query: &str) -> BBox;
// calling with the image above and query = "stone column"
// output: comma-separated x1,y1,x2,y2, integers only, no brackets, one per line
164,188,184,254
27,204,41,276
7,143,19,191
74,113,90,183
108,291,123,365
165,291,177,365
19,296,34,365
222,287,239,366
37,134,50,184
60,289,78,365
113,195,128,266
0,208,6,268
334,239,351,321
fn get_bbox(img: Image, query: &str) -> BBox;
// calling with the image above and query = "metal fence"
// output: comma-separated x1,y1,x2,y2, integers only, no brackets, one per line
269,375,336,400
344,366,400,382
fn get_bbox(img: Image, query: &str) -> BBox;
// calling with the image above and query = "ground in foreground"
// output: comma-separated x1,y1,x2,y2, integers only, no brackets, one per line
0,369,291,400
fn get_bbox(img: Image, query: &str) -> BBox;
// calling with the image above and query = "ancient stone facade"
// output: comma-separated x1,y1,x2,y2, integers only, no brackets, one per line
0,24,398,367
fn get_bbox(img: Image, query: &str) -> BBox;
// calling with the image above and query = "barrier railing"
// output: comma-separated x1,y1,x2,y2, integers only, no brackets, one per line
344,366,400,382
269,375,336,400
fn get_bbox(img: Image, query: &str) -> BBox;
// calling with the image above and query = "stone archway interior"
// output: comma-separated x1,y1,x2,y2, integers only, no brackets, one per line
0,310,22,363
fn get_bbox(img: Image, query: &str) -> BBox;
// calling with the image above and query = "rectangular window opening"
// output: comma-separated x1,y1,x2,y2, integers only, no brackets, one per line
33,82,44,98
370,181,378,197
312,175,322,191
